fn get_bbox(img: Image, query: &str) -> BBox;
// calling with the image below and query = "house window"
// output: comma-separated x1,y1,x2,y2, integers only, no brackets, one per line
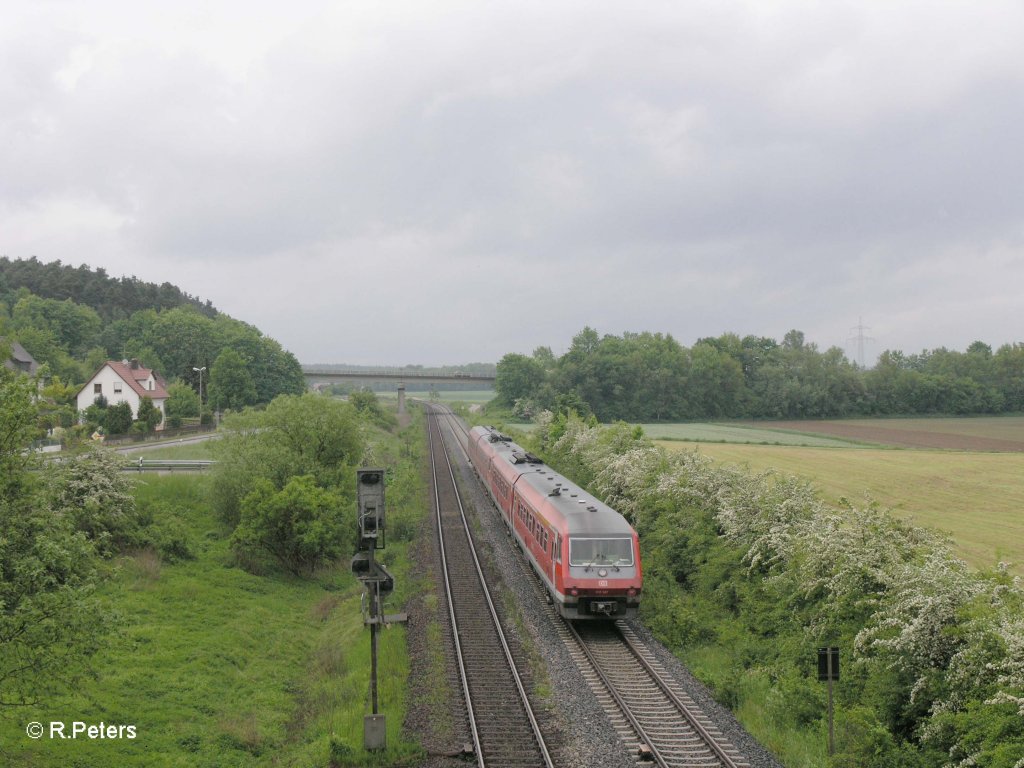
94,383,102,394
113,382,122,394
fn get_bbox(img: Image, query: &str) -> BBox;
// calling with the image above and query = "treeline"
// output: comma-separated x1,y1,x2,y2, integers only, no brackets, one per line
496,327,1024,421
0,256,217,321
0,260,305,427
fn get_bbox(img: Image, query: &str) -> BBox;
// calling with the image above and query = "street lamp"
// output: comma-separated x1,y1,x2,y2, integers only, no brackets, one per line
193,367,206,421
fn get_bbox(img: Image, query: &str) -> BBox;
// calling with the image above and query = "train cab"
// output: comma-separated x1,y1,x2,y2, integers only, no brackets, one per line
470,426,642,620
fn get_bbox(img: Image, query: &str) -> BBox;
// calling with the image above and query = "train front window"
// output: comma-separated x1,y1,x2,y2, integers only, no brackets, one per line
568,538,633,568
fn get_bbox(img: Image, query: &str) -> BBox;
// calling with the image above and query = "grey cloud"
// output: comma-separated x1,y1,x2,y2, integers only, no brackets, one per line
2,2,1023,364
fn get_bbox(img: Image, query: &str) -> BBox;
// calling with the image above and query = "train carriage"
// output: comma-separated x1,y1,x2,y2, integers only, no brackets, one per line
468,425,642,620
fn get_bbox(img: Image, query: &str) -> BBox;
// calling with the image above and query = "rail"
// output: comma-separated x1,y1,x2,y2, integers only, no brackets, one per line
426,405,554,768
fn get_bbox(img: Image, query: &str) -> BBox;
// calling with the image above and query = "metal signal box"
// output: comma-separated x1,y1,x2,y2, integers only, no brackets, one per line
357,468,386,550
817,646,840,681
351,552,371,575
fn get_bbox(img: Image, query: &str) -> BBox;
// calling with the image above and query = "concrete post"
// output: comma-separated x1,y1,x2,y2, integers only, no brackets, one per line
397,382,406,414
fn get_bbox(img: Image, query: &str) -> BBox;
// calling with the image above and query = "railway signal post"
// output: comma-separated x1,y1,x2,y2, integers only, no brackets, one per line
817,646,840,756
351,468,406,751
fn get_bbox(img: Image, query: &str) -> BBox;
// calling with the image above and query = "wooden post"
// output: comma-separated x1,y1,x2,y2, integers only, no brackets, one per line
827,674,834,756
817,646,839,757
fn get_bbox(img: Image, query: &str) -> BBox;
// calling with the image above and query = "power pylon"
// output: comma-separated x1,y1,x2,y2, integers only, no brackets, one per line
847,317,875,368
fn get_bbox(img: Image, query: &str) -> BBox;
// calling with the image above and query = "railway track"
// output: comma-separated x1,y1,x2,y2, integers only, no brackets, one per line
563,620,749,768
426,407,555,768
427,402,753,768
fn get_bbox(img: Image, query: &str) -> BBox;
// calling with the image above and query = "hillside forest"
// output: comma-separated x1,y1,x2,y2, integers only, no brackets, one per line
496,327,1024,422
0,257,305,432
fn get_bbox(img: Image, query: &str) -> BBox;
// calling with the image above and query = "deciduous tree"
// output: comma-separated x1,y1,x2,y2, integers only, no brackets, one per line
210,393,364,526
208,348,258,412
0,369,112,707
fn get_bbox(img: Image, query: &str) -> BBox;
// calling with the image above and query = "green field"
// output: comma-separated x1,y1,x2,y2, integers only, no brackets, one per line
659,440,1024,573
389,389,495,404
640,422,866,447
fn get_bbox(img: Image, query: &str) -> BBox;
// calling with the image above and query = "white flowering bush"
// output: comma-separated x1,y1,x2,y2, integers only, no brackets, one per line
50,445,140,555
528,413,1024,767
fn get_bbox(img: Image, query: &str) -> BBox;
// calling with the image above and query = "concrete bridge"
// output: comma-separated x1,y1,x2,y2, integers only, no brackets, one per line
301,367,495,414
301,368,495,384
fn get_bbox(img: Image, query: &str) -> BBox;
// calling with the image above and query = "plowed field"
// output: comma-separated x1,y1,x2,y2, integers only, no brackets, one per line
745,416,1024,451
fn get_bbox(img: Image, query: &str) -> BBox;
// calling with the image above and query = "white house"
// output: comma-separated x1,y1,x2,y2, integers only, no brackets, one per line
76,359,169,427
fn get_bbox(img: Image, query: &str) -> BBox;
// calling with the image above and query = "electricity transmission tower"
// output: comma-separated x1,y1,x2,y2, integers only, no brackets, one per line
848,317,875,368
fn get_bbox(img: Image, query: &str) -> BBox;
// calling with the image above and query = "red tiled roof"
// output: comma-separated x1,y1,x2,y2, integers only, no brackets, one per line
104,361,170,401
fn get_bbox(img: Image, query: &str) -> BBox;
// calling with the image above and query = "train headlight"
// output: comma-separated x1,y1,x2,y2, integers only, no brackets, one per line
627,588,638,597
569,588,579,596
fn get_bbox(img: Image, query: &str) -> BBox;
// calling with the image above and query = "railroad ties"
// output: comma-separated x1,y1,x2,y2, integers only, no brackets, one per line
565,620,749,768
427,408,554,768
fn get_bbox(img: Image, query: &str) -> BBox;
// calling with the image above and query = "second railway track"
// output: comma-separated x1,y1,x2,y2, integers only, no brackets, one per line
426,407,555,768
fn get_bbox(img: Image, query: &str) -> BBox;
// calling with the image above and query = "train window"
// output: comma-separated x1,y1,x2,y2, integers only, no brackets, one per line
568,538,634,567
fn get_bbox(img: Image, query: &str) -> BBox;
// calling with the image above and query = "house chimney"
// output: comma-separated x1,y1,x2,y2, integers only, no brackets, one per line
130,358,140,369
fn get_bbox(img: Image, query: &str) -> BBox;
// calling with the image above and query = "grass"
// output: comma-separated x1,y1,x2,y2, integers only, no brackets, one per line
659,441,1024,573
378,389,495,405
683,644,826,768
430,390,495,404
1,469,422,766
128,441,217,460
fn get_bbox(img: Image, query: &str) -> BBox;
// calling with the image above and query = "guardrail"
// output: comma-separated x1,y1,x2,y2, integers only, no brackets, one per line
121,459,215,472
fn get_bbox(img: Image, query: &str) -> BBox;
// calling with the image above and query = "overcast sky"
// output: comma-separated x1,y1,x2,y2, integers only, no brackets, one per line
3,1,1023,366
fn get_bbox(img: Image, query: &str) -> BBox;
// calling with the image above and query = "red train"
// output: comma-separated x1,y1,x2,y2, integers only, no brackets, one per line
467,425,642,620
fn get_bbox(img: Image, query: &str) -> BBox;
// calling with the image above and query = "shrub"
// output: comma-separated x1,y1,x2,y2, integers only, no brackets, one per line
210,393,364,526
104,401,134,434
137,396,162,431
231,476,348,577
50,445,140,555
